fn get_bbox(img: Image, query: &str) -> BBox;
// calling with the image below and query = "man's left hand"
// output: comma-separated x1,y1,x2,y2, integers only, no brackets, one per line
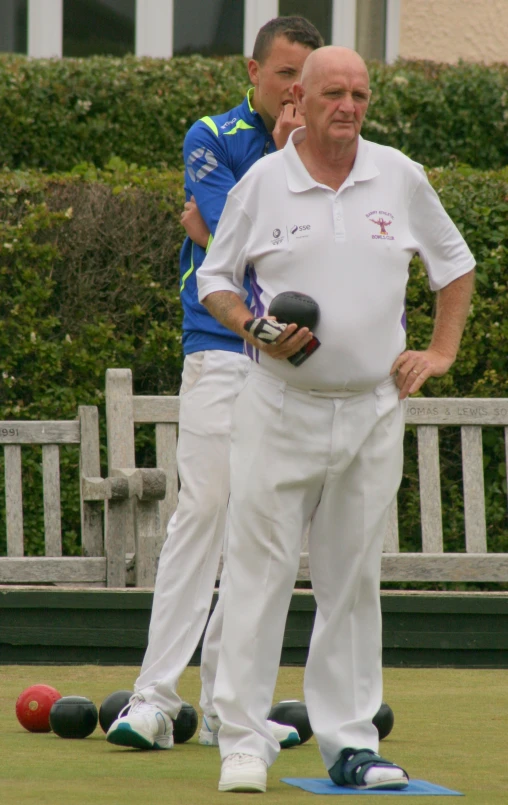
390,349,455,400
181,195,210,248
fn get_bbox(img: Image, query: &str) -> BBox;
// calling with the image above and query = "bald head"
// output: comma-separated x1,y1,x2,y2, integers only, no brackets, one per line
292,46,371,157
300,46,369,89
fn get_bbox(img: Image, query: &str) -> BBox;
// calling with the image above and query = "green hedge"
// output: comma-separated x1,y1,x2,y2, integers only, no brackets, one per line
0,161,507,569
0,161,185,556
0,55,507,172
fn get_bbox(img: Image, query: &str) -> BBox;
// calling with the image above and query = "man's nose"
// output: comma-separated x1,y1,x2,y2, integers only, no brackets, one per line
337,92,355,112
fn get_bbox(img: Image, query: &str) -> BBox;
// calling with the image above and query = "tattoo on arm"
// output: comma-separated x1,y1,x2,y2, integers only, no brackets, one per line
202,291,250,338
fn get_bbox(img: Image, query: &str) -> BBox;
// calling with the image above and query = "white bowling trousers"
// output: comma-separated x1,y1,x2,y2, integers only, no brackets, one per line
134,349,249,718
213,367,405,770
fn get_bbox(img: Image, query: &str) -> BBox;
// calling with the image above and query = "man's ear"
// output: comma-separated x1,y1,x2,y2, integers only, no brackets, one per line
292,82,305,115
247,58,259,86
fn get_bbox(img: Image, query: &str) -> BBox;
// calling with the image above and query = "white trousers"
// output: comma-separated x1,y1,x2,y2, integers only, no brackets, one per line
214,368,405,770
134,350,249,718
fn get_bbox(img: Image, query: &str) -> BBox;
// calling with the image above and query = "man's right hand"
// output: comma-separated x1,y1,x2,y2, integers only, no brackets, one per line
272,102,305,150
201,292,313,361
245,318,314,360
181,195,210,249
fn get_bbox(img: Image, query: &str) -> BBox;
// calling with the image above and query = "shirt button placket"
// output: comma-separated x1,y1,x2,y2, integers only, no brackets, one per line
333,199,345,241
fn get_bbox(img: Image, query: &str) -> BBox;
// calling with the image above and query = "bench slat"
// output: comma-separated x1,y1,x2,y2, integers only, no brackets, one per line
106,369,136,556
505,426,508,511
418,425,443,552
133,396,180,424
43,445,62,556
155,422,178,535
5,445,24,556
382,553,508,582
0,421,80,444
405,399,508,425
295,553,508,582
0,557,106,584
461,426,487,553
383,497,399,552
79,406,104,557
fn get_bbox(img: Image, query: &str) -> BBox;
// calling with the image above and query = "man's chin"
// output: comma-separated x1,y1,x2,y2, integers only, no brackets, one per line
329,123,357,138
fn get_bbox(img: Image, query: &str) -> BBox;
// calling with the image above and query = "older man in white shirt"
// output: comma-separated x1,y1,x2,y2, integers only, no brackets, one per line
197,46,475,794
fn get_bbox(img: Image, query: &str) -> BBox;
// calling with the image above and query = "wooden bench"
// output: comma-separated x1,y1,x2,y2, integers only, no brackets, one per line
0,406,165,587
105,368,508,586
0,406,106,586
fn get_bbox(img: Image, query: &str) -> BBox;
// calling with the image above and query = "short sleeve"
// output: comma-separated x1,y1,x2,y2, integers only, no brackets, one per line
183,120,237,237
197,190,253,302
408,172,476,291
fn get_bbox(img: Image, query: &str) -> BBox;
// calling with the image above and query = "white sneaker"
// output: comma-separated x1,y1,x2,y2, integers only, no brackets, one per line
198,716,300,749
219,753,267,793
267,719,300,749
106,694,173,750
199,714,221,746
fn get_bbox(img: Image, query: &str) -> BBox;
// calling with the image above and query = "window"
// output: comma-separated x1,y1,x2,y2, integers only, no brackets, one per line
356,0,387,61
278,0,332,45
63,0,135,57
174,0,244,57
0,0,27,54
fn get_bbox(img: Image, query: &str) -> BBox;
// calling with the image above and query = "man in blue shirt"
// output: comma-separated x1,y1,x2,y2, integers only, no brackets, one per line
107,16,323,753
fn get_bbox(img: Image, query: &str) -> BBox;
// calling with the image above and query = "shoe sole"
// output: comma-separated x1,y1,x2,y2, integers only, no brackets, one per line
278,730,300,749
198,729,219,747
218,781,266,793
107,723,173,750
349,776,409,791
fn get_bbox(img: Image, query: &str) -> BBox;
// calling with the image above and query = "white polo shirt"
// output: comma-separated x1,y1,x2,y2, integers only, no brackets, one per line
197,129,475,393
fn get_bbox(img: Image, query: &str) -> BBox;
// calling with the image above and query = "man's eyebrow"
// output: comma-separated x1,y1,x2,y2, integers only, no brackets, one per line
322,84,370,92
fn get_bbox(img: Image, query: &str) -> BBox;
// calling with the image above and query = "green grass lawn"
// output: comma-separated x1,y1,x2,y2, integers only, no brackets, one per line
1,665,507,804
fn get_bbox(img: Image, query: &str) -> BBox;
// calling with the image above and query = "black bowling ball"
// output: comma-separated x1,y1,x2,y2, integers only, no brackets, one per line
49,695,98,739
173,702,198,744
373,702,395,740
99,690,133,733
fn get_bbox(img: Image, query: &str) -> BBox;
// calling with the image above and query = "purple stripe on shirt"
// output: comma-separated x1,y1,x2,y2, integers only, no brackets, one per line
243,340,260,363
247,265,266,319
245,265,263,363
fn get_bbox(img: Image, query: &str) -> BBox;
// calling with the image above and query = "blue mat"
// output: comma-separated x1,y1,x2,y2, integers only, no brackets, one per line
281,779,464,796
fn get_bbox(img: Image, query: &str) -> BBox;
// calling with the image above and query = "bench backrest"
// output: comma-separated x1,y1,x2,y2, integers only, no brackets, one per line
106,368,508,584
381,398,508,582
0,406,106,585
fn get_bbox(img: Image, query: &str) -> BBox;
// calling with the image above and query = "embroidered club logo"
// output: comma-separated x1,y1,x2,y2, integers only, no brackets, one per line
366,210,395,240
271,228,284,245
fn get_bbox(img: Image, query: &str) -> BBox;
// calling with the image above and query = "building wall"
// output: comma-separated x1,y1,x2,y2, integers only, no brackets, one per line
399,0,508,64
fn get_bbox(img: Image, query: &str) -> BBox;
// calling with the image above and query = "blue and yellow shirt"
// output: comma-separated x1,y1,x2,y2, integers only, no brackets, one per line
180,90,276,356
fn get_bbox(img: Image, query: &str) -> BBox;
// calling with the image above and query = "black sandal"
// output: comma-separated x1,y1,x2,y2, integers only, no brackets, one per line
329,747,409,790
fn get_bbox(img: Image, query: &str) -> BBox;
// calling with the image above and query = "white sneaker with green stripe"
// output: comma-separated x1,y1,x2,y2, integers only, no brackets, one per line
199,715,300,748
106,694,173,750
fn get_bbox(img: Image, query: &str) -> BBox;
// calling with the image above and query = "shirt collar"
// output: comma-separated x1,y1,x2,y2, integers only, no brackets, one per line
246,87,255,112
283,129,380,193
242,87,271,135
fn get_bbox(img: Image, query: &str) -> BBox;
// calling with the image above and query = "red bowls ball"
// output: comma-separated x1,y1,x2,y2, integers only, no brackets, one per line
16,684,62,733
